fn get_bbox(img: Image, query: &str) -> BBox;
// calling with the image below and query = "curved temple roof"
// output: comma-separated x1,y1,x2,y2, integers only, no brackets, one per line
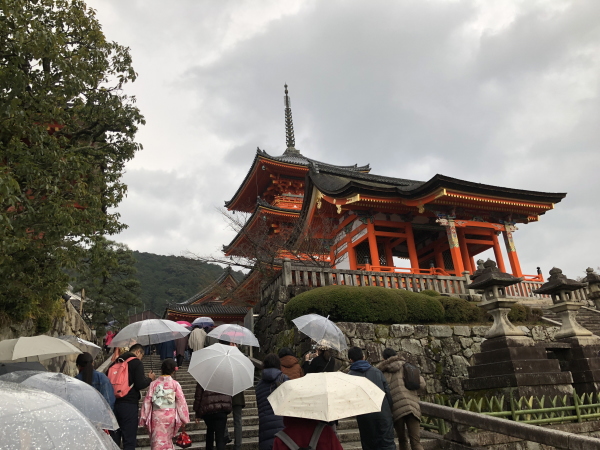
224,147,370,210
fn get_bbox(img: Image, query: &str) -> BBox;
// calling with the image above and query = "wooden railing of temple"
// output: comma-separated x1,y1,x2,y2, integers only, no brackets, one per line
261,259,590,301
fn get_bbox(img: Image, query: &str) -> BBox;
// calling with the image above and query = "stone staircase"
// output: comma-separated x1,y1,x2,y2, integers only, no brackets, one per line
540,306,600,336
136,355,438,449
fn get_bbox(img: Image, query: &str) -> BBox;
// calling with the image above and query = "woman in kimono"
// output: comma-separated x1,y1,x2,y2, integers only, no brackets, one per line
139,358,190,450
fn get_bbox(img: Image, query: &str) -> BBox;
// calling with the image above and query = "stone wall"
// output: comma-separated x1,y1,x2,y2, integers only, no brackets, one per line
0,299,96,375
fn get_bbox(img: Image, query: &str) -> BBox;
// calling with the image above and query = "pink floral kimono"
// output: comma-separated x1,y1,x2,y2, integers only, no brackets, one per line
139,376,190,450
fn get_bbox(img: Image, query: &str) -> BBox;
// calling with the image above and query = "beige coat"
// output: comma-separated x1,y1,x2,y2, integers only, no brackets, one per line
188,328,207,352
376,356,425,421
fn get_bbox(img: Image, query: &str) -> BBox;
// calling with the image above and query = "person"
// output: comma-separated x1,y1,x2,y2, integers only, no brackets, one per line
188,325,208,352
175,334,189,367
272,417,343,450
193,381,232,450
222,342,245,450
377,348,425,450
278,348,304,380
347,346,395,450
139,358,190,450
256,353,289,450
157,339,176,361
302,346,335,374
104,330,116,352
75,352,115,409
110,343,156,450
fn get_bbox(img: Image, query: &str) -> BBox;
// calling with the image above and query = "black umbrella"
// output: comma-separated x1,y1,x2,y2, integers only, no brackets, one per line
0,362,47,375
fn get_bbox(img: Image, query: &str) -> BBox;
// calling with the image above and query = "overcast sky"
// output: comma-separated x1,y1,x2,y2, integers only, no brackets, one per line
86,0,600,279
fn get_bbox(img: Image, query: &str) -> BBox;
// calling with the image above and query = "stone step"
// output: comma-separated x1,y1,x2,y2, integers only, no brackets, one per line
542,306,600,336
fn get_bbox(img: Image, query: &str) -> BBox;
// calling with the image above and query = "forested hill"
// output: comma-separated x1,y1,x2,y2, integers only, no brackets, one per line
132,251,244,315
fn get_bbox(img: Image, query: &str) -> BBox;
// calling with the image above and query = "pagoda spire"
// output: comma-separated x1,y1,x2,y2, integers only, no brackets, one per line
284,84,299,154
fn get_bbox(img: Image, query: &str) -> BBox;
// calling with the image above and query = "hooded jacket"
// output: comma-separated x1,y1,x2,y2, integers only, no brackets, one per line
348,360,396,450
279,355,304,380
376,355,425,421
193,383,232,418
256,368,289,450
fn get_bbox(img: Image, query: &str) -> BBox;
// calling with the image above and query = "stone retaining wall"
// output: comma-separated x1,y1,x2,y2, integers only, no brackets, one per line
0,299,95,375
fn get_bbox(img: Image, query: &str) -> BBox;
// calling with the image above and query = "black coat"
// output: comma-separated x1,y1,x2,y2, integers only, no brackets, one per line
193,383,232,418
109,352,152,404
302,354,335,374
348,360,396,450
256,368,288,450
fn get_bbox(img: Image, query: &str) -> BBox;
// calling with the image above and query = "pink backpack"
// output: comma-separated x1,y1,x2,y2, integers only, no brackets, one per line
107,357,136,398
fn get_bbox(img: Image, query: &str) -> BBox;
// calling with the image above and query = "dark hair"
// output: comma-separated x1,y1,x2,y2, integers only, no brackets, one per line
130,343,144,354
218,339,230,345
161,358,177,376
278,347,294,358
75,352,94,385
382,348,397,360
348,347,364,362
263,353,281,370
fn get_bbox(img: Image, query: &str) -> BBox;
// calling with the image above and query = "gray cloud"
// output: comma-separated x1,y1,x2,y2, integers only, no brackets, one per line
89,0,600,278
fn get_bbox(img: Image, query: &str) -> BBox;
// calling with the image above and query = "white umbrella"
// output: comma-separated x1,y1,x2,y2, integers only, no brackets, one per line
108,319,190,348
268,372,385,422
0,380,118,449
292,314,348,352
189,343,254,396
207,324,260,347
192,317,214,327
58,335,102,359
0,335,82,362
0,370,118,430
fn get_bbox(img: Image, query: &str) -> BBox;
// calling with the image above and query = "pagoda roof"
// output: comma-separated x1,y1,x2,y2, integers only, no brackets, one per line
225,147,370,212
178,266,238,305
308,164,567,204
166,303,249,316
223,198,300,256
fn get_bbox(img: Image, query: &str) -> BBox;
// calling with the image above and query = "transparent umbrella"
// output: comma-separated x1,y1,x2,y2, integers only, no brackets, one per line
0,380,118,449
108,319,190,348
0,335,81,362
292,314,348,352
188,343,254,396
207,324,260,347
58,335,102,359
0,370,118,430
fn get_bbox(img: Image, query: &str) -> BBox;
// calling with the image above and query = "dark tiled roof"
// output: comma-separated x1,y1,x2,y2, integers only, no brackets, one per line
225,148,370,208
178,266,237,305
167,303,249,315
223,199,300,253
308,164,567,203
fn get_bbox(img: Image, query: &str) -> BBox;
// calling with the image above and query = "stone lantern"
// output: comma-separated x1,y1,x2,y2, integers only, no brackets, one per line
583,267,600,310
533,268,592,341
468,259,524,339
462,259,573,399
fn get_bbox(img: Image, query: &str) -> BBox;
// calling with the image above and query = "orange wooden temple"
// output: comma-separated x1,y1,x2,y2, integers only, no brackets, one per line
172,85,566,312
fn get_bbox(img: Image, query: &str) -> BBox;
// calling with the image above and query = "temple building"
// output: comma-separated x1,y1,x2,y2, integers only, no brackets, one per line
170,85,566,314
164,266,248,325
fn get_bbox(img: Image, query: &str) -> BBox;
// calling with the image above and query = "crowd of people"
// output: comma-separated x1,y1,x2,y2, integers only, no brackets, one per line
91,326,425,450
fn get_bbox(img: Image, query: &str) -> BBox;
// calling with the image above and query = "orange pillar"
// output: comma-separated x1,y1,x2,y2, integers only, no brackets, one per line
366,222,380,269
491,232,507,273
457,228,472,273
405,223,419,272
385,240,394,269
435,246,444,270
503,225,523,277
347,242,357,270
444,220,464,275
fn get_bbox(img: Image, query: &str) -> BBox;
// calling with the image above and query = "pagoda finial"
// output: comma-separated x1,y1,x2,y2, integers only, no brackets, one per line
284,84,298,153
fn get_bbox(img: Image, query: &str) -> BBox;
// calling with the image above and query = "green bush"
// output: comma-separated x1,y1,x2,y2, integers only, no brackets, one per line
285,286,451,324
285,285,408,324
403,291,445,323
438,297,482,323
420,289,440,297
508,303,530,323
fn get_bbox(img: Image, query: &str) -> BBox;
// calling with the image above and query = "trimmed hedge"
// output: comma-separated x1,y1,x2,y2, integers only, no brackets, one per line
284,286,478,325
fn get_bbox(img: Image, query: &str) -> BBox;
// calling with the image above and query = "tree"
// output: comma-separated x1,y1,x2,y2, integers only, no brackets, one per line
0,0,144,324
72,237,141,331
